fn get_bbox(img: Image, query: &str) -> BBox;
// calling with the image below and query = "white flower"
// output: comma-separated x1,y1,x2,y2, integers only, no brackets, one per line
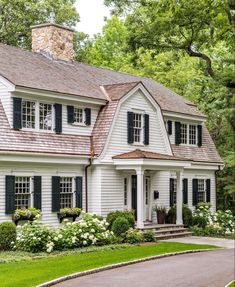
54,237,58,241
91,228,95,233
83,240,87,245
58,234,63,239
33,236,37,240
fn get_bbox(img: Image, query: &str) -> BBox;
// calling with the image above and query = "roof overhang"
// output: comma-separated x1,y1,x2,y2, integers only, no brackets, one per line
113,158,191,171
163,110,206,122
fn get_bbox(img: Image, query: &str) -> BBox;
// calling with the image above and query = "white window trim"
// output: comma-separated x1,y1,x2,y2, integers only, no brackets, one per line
59,176,76,209
21,100,54,133
15,176,33,209
180,122,198,147
72,107,86,127
132,110,145,146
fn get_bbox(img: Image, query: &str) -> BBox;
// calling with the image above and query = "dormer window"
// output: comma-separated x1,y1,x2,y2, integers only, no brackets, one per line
74,108,84,124
39,103,52,130
180,124,187,144
22,100,36,129
133,113,143,143
175,121,200,146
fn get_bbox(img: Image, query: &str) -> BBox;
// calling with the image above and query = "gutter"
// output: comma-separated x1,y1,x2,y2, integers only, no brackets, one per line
84,136,95,212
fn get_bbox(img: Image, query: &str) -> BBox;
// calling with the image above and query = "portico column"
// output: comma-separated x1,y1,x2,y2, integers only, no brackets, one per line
136,168,144,228
176,170,183,225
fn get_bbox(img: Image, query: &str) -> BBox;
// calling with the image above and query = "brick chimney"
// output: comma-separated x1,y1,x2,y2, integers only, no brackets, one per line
31,15,74,62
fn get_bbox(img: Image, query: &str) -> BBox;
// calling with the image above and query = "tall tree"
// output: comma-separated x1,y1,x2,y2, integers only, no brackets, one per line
0,0,79,49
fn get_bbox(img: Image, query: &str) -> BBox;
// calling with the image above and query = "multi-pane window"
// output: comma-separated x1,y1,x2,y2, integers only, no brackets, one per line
172,178,177,204
124,178,127,206
74,108,83,123
133,113,142,143
60,177,73,209
189,125,196,145
15,177,31,209
39,103,52,130
22,100,36,129
198,179,206,202
181,124,187,144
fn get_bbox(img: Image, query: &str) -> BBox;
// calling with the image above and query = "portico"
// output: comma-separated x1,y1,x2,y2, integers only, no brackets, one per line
113,149,191,228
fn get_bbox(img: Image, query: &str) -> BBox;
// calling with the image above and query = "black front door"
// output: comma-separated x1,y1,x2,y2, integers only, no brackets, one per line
132,175,137,219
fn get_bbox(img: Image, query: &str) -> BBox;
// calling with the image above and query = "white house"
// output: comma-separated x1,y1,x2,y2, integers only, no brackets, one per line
0,21,223,228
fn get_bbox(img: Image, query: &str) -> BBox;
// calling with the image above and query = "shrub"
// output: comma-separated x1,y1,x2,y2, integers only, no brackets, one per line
190,225,224,237
0,222,16,250
214,210,235,233
125,228,144,244
111,217,130,237
192,215,208,228
166,205,193,227
143,230,155,242
53,213,114,251
15,220,53,253
106,210,135,229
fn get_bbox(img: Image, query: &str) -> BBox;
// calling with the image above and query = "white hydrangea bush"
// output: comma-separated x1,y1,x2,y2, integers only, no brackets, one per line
52,212,114,250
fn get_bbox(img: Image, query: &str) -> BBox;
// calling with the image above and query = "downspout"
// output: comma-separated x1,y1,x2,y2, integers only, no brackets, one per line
85,136,94,213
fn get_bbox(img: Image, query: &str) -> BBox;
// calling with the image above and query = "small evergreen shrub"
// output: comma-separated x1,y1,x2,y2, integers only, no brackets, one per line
192,215,208,228
125,228,144,244
166,205,193,227
143,230,155,242
111,217,130,237
106,210,135,229
0,222,16,250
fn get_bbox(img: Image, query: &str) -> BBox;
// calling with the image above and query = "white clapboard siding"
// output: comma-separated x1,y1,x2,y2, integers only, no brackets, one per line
0,165,84,227
102,89,170,161
62,104,100,136
100,166,124,216
0,83,12,124
150,169,216,214
87,166,102,215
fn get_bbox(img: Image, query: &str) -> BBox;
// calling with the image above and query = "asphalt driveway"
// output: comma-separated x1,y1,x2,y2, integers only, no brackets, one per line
54,248,234,287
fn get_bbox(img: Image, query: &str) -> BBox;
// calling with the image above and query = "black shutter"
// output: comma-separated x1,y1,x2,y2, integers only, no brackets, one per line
54,104,62,134
34,176,42,210
52,176,60,212
5,176,15,214
67,106,74,124
197,125,202,147
144,114,149,145
206,179,211,203
169,178,174,207
183,178,188,204
175,122,181,145
75,177,83,209
84,108,91,126
13,97,22,129
127,111,134,144
167,120,172,135
192,179,198,206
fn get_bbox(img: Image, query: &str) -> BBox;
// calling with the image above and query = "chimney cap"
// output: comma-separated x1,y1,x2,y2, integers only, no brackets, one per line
30,23,75,32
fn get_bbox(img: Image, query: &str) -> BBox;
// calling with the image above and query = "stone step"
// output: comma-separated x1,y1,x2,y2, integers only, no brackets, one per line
155,231,193,240
154,227,187,234
140,224,184,230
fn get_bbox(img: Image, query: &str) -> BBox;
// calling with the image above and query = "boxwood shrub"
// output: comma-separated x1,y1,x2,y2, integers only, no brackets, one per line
106,210,135,229
0,222,16,250
111,217,130,237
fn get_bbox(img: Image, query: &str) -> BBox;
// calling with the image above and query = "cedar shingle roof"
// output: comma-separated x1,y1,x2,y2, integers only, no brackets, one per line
0,101,90,156
113,149,187,161
102,82,140,101
0,43,204,117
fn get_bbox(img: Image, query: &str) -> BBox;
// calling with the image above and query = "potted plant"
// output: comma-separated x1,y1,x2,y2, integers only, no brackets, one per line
154,206,167,224
57,208,81,223
12,208,41,225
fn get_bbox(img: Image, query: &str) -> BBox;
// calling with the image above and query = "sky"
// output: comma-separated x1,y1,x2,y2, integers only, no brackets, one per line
75,0,111,36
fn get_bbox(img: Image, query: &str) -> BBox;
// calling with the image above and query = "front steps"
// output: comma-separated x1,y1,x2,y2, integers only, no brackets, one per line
139,223,192,240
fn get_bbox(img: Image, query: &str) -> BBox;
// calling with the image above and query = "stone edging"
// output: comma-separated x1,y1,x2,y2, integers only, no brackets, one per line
37,248,216,287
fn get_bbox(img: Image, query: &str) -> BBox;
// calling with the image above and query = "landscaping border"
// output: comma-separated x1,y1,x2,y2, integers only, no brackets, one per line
37,248,216,287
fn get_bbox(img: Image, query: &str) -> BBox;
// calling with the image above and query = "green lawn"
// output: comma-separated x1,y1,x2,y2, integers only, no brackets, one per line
228,281,235,287
0,242,217,287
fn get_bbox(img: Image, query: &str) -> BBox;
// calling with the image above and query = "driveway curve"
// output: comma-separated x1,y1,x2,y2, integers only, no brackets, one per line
54,248,234,287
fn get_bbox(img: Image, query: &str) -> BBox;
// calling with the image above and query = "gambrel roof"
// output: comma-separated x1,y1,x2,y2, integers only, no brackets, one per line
0,43,203,117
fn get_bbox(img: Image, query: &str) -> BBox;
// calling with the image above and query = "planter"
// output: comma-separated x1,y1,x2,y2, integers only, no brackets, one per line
12,208,41,225
157,211,166,224
14,217,34,226
57,214,79,223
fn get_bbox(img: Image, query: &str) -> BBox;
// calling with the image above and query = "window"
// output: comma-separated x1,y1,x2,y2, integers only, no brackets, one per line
189,125,196,145
172,178,177,204
39,103,52,130
74,108,84,124
124,178,127,206
145,177,150,205
60,177,74,208
181,124,187,144
15,177,31,209
22,100,36,129
198,179,206,202
133,113,142,143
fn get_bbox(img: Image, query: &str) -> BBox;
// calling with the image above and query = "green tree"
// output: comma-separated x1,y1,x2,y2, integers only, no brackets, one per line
0,0,79,49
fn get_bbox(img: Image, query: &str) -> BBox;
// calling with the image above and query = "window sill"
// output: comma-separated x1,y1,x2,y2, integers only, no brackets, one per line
21,128,54,133
72,123,87,127
132,143,145,147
